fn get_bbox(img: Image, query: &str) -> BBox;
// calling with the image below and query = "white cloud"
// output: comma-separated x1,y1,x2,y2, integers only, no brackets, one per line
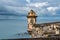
26,0,30,3
27,2,49,8
47,7,58,12
0,0,30,14
0,0,60,17
0,0,15,4
5,5,30,14
47,7,59,15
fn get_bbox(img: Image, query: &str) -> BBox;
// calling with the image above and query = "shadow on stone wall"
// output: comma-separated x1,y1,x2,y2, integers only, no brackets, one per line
4,37,60,40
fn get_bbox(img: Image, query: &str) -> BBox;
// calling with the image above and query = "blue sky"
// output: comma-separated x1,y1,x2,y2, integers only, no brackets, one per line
0,0,60,20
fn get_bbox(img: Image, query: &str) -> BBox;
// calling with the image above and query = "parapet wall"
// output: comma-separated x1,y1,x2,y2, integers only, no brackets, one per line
6,37,60,40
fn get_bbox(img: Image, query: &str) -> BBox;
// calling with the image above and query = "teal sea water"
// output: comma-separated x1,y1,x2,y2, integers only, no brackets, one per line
0,16,60,39
0,19,30,39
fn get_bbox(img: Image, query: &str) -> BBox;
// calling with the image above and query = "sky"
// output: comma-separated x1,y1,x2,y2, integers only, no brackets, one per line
0,0,60,21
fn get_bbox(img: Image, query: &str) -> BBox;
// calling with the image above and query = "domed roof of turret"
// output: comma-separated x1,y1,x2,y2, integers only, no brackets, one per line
27,10,37,17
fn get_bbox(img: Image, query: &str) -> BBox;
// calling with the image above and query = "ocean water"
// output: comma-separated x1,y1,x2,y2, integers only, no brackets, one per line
0,19,31,39
0,16,60,39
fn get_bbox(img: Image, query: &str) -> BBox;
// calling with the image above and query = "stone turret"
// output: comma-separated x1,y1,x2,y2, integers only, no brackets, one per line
27,10,37,33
